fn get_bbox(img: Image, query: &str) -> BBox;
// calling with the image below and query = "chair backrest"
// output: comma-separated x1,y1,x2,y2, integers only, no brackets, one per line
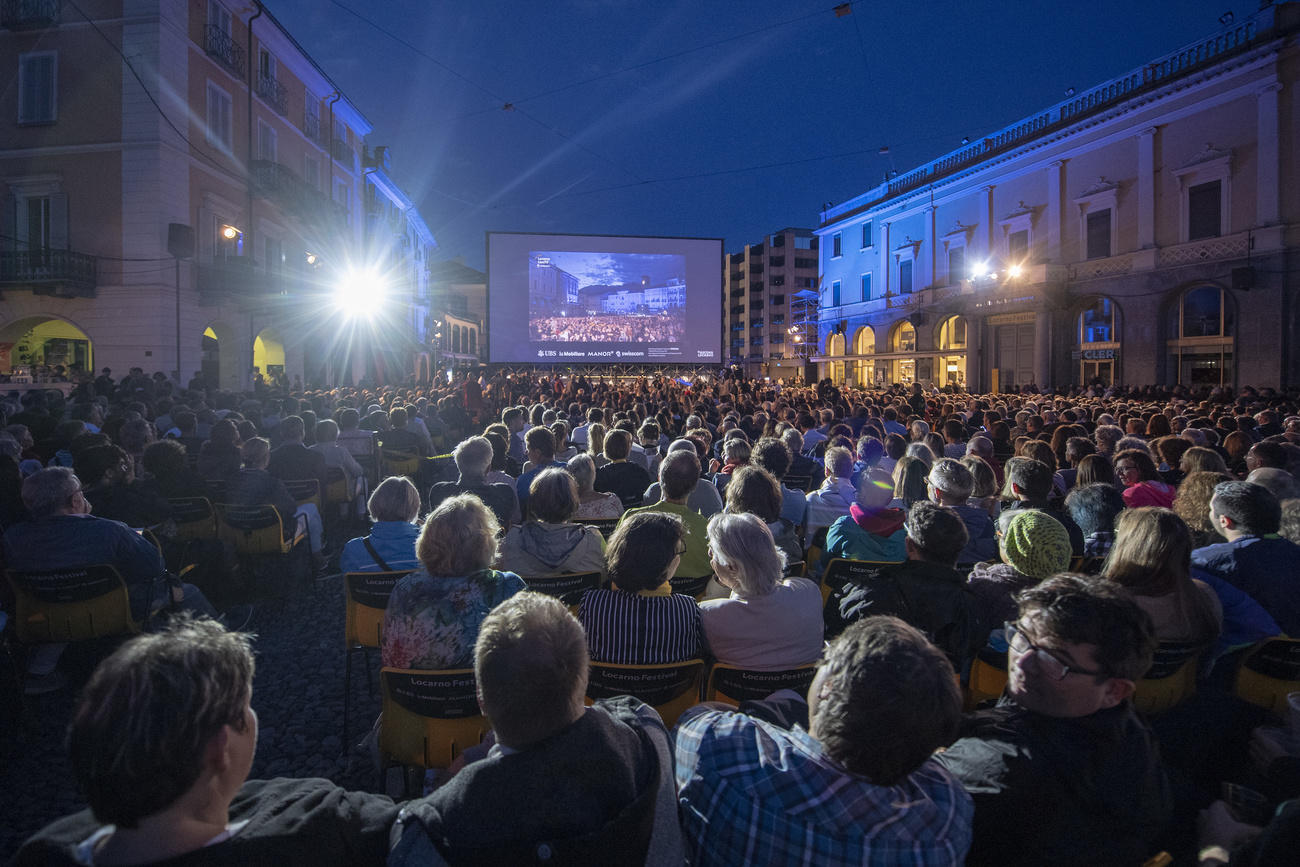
323,466,350,505
1069,555,1105,575
344,570,412,650
216,503,288,554
586,659,705,727
820,557,903,605
282,478,321,511
6,564,139,643
668,574,710,599
1234,637,1300,717
782,474,811,493
167,496,216,541
523,571,601,605
1133,641,1204,717
704,663,817,706
205,479,228,502
965,645,1009,709
582,517,621,538
379,667,488,769
381,449,421,478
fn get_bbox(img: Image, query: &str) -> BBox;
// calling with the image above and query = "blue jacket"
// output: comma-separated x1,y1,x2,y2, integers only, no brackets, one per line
1191,535,1300,637
340,521,421,574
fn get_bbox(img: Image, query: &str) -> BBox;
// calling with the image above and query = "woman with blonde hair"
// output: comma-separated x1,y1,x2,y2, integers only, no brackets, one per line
587,423,609,468
382,493,526,669
1101,507,1221,645
1172,471,1234,548
1179,446,1230,477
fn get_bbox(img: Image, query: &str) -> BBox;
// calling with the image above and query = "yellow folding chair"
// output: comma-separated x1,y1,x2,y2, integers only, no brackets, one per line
380,449,421,480
668,574,711,599
342,570,412,749
379,667,488,791
6,564,143,645
1133,641,1204,717
523,571,602,605
215,503,310,591
965,646,1009,710
703,663,818,706
582,517,621,539
819,557,904,606
282,478,322,514
586,659,705,727
167,497,217,542
1233,636,1300,717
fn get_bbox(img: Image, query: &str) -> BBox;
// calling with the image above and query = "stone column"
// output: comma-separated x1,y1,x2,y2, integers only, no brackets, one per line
980,187,995,263
1137,127,1157,248
925,205,937,289
1257,82,1282,227
882,222,892,296
1034,310,1051,389
1046,161,1064,262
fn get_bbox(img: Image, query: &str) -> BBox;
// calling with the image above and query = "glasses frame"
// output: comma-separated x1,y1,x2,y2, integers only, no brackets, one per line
1004,621,1106,681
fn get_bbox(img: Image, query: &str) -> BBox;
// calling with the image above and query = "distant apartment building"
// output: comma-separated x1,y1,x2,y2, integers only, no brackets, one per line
0,0,432,390
724,227,819,380
815,2,1299,392
427,258,486,368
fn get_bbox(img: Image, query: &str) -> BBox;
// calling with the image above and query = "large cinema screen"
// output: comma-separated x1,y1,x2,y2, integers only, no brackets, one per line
486,232,723,364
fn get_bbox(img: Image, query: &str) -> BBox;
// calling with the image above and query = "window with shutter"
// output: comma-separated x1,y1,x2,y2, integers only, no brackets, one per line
1086,209,1111,259
18,53,56,124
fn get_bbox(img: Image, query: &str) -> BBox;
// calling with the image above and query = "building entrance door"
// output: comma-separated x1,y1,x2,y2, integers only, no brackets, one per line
995,323,1034,388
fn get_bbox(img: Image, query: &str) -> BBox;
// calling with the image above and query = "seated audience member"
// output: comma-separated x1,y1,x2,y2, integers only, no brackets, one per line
594,429,652,509
1102,507,1222,646
782,426,823,490
722,465,802,567
1181,445,1231,477
427,436,518,529
197,418,242,480
1063,482,1126,559
565,453,623,520
804,446,856,543
497,468,605,577
228,437,321,555
936,574,1172,866
1173,471,1236,548
266,415,328,493
1245,466,1299,503
820,468,907,576
888,454,930,512
578,511,702,665
752,436,807,531
1074,453,1116,488
1193,481,1300,636
674,617,972,865
391,593,683,864
1001,457,1086,554
962,454,1000,518
699,512,821,670
377,407,428,457
642,439,726,517
13,617,397,866
515,426,565,516
141,439,211,501
710,436,750,493
825,502,987,669
1115,448,1177,509
927,458,997,565
482,429,519,485
310,418,367,501
1279,497,1300,546
4,467,219,693
339,477,422,574
76,444,171,528
967,509,1072,629
381,494,526,669
623,449,712,581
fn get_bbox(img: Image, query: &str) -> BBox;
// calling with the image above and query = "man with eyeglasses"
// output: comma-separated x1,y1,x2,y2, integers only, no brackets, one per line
935,574,1172,866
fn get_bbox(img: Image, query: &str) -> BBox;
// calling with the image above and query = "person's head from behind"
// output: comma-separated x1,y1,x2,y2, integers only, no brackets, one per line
602,428,632,462
565,453,598,494
1245,467,1299,503
824,445,852,480
724,465,782,523
808,617,960,786
659,449,700,501
1008,457,1052,501
529,467,579,523
1210,480,1281,539
314,418,340,444
142,439,188,480
999,509,1072,579
278,415,305,443
707,511,784,597
926,458,973,506
417,493,500,577
1009,574,1155,718
21,466,88,518
525,425,556,463
892,455,929,506
240,437,271,470
1103,507,1194,597
1064,482,1125,539
475,592,587,750
780,427,803,458
1074,453,1115,488
368,476,421,524
605,511,684,591
751,437,791,479
453,435,493,479
69,617,256,829
905,501,968,567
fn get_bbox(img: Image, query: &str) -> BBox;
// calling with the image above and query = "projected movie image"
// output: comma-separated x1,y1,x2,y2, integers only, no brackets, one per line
528,251,686,344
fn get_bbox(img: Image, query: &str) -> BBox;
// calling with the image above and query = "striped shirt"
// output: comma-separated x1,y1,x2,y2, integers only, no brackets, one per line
675,707,973,866
578,588,702,665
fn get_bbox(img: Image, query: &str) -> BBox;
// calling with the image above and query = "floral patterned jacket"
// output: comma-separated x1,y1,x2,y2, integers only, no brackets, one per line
381,567,527,669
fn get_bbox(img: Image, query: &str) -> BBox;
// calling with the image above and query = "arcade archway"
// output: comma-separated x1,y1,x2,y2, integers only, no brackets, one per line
253,327,285,386
0,315,92,378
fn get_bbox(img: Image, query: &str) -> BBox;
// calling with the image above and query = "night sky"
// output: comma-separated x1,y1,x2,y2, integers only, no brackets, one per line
266,0,1254,267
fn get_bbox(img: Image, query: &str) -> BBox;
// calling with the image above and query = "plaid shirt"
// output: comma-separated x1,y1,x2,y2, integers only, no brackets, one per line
674,707,972,866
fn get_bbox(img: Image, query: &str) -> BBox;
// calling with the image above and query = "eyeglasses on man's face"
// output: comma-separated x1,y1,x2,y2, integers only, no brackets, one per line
1005,621,1105,681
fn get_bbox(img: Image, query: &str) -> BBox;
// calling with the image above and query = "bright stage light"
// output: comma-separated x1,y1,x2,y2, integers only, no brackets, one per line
1007,263,1023,278
334,268,386,317
970,261,989,278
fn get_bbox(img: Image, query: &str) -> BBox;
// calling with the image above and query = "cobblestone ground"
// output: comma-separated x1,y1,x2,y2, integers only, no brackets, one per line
0,574,383,859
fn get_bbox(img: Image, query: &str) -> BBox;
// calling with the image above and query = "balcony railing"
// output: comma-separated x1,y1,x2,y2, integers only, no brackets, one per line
249,159,347,229
2,0,60,28
205,26,246,81
331,139,355,169
257,74,288,116
0,249,97,297
302,112,321,144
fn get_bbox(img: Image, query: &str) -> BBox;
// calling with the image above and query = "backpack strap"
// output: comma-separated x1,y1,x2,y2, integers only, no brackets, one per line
362,536,393,572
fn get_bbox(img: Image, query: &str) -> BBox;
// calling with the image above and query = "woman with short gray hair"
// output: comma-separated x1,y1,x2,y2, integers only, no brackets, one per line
699,512,822,670
339,476,422,573
566,453,623,520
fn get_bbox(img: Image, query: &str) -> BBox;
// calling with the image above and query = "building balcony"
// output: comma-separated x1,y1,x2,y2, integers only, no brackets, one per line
205,26,246,81
249,159,347,231
2,0,60,28
331,139,355,170
197,257,317,304
302,112,322,145
257,74,288,117
0,249,96,297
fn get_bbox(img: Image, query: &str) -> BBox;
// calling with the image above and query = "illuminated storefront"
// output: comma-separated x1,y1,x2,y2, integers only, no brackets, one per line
1167,285,1234,387
935,315,967,388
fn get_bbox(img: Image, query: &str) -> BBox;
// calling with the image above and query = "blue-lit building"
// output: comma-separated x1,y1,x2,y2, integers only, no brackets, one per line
814,3,1300,391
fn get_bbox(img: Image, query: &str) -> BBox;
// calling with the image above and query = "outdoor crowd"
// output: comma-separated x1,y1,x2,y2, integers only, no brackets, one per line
529,313,686,343
3,366,1300,865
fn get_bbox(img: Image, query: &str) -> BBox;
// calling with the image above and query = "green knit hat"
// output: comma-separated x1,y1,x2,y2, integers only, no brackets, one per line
1001,510,1071,579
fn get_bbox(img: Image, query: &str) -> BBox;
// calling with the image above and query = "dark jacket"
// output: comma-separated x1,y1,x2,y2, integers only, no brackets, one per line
268,442,328,489
1192,535,1300,636
428,478,517,529
197,441,242,480
227,468,299,531
595,461,652,510
13,778,397,866
825,558,989,669
389,697,682,866
935,699,1173,867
